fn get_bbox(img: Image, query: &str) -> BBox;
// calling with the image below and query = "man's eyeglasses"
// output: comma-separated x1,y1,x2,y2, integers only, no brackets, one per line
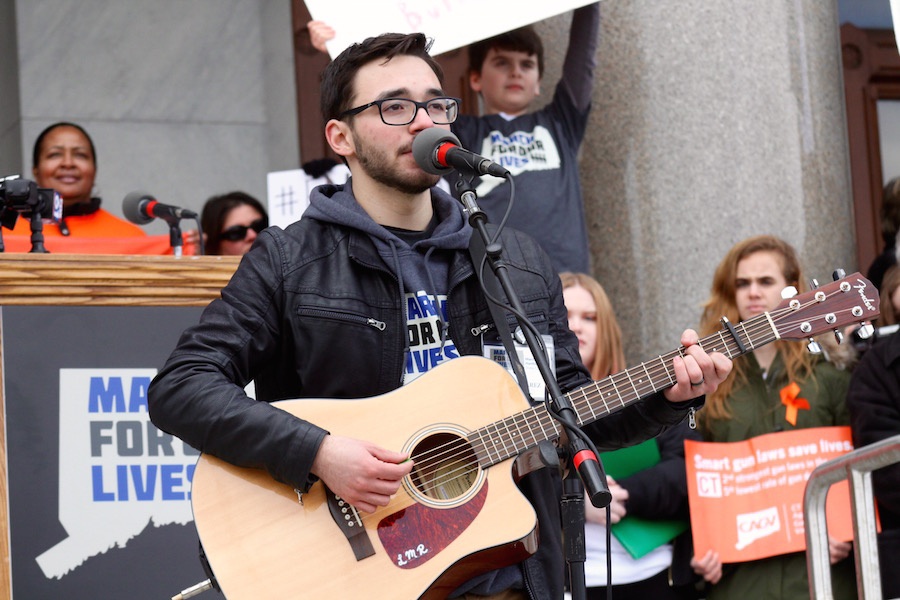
340,97,461,126
220,217,268,242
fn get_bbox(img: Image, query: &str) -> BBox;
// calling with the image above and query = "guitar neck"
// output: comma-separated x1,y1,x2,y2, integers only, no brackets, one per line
468,312,777,469
566,312,776,428
468,272,878,468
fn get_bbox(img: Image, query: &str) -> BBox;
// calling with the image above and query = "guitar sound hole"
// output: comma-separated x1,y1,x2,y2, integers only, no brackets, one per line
409,433,479,501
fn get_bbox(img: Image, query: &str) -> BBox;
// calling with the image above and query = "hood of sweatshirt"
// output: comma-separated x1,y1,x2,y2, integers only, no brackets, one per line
303,178,473,297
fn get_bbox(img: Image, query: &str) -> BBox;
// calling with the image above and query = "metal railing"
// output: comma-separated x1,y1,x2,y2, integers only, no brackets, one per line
804,433,900,599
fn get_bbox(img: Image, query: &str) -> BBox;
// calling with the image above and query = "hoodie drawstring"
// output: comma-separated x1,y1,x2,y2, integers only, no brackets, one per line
386,239,409,367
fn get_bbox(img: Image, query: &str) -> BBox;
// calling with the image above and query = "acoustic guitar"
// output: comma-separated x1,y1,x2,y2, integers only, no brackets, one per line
190,273,879,599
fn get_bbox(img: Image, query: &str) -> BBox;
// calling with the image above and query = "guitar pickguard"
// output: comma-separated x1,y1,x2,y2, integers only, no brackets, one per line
378,481,488,569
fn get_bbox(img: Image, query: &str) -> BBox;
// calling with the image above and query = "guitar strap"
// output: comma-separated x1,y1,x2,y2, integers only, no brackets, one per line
468,232,531,399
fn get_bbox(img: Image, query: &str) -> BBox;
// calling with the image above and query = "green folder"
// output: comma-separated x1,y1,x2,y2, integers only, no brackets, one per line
599,438,689,558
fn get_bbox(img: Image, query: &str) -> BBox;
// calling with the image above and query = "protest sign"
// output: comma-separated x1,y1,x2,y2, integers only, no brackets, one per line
686,427,854,563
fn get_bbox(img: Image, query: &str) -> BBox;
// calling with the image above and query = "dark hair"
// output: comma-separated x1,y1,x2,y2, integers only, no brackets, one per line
320,32,444,123
467,26,544,77
882,177,900,246
201,191,268,255
32,121,97,169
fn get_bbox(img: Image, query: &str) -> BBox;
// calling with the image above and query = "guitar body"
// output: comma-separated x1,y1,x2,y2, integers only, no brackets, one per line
191,357,540,599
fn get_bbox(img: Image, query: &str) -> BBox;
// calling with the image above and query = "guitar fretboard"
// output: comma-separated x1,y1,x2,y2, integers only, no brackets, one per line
464,273,874,469
467,310,783,468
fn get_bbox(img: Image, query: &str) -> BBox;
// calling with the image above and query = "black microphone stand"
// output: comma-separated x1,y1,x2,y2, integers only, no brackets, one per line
0,207,12,253
561,473,589,598
454,173,610,600
160,215,185,258
29,209,48,253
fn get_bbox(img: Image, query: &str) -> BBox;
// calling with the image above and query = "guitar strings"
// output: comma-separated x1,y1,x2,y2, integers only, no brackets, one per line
355,289,854,507
393,302,813,496
401,302,827,496
569,296,853,424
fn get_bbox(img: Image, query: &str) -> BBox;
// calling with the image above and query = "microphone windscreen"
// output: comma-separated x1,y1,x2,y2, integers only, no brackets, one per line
122,191,154,225
412,127,460,176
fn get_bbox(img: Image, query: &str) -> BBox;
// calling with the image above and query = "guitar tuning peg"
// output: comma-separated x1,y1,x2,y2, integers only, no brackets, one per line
832,269,846,281
809,278,820,289
855,323,875,340
781,285,798,299
834,329,844,344
807,338,822,354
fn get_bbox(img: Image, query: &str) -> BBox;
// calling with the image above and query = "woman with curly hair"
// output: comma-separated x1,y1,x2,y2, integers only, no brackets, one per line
690,234,855,600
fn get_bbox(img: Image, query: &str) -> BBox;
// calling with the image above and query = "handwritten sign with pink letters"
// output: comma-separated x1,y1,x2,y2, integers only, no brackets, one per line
304,0,599,58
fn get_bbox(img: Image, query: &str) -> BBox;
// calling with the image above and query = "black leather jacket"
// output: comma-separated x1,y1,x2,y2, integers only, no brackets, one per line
149,206,697,599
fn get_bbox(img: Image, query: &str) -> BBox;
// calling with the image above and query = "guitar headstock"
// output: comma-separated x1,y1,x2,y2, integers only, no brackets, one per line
771,272,880,341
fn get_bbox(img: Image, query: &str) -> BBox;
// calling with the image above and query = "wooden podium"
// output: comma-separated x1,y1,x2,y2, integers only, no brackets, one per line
0,254,239,599
0,253,239,307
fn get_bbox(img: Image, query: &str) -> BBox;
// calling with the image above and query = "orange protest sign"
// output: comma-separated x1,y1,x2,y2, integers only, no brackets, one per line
686,426,854,563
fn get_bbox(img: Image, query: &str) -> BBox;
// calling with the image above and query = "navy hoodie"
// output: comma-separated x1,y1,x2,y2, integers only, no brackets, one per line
305,179,475,382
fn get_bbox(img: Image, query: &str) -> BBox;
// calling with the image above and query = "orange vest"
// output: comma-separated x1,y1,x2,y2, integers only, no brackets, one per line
2,209,198,254
8,208,146,237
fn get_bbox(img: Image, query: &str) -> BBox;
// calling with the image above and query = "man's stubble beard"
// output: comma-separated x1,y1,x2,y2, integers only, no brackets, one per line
353,128,439,195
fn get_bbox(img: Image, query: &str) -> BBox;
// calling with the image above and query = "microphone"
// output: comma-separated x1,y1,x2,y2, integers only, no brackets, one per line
572,446,612,508
122,191,198,225
412,128,509,178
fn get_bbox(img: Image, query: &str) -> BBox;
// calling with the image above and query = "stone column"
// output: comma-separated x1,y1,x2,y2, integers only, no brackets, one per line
0,0,22,175
539,0,854,362
11,0,298,231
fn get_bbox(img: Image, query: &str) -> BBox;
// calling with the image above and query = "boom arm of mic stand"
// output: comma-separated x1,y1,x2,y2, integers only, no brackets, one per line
458,178,607,600
456,178,610,507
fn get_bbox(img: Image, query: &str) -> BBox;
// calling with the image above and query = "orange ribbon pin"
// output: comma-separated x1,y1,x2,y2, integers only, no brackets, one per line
780,381,810,426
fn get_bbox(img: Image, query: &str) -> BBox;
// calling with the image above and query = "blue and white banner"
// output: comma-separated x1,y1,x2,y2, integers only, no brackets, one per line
2,306,207,599
36,369,197,578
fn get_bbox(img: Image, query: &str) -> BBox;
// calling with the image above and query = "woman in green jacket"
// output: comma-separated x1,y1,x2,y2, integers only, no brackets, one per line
689,235,857,599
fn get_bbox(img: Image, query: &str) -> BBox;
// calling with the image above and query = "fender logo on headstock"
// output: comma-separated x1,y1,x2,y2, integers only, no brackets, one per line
853,278,878,313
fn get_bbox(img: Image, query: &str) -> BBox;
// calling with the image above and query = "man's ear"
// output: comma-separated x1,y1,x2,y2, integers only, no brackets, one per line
325,119,354,158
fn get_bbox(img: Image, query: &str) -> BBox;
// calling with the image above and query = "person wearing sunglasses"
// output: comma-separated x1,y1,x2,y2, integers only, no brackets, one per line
199,190,268,256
